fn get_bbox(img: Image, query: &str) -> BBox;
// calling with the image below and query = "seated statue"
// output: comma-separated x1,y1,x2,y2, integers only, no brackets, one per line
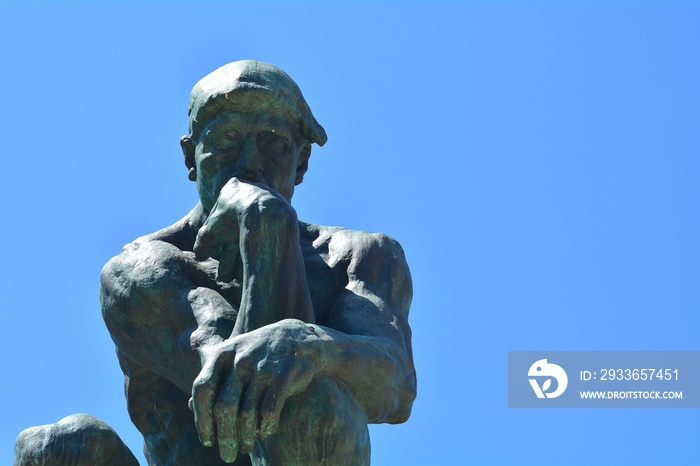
99,60,416,465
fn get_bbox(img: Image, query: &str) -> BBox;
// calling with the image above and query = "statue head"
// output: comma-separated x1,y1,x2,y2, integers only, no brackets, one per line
180,60,327,208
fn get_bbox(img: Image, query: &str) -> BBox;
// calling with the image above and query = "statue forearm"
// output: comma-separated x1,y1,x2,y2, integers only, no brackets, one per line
302,322,417,424
231,203,315,335
190,315,415,458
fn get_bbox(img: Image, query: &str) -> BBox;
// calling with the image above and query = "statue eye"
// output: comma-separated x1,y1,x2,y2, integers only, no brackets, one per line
210,129,242,150
226,130,241,142
257,132,289,156
222,130,243,147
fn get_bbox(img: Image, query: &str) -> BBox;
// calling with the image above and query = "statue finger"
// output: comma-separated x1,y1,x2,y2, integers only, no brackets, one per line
192,381,216,445
192,355,226,447
215,370,243,463
194,224,219,261
258,383,288,440
217,241,240,283
238,377,266,454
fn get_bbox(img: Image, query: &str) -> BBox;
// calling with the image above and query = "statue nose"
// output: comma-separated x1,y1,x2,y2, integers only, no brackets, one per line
234,133,263,181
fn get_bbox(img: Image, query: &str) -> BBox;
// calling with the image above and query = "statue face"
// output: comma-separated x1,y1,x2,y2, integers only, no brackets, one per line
193,107,302,210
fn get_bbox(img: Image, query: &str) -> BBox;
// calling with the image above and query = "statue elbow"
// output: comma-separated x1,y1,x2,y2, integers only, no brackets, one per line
387,369,417,424
99,244,155,343
99,256,133,344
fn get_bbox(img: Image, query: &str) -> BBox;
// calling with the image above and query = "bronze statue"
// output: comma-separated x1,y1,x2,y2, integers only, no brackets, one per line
16,60,416,466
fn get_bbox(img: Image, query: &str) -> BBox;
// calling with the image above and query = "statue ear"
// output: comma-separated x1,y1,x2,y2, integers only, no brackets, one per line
180,136,197,181
295,143,311,186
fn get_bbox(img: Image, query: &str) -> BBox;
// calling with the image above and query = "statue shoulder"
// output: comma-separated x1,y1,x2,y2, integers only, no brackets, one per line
100,206,207,304
299,221,412,303
310,222,406,257
100,237,187,300
140,203,206,252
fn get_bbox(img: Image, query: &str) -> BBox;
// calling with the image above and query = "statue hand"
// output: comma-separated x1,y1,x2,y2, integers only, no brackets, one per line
193,177,296,282
190,319,319,462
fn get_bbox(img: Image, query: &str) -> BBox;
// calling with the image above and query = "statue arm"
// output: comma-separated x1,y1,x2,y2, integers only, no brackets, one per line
100,239,240,395
314,231,416,424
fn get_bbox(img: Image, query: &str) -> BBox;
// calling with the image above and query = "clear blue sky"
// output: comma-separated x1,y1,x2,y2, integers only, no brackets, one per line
2,2,698,465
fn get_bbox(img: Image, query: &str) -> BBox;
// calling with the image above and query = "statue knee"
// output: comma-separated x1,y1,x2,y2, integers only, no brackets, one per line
14,414,139,466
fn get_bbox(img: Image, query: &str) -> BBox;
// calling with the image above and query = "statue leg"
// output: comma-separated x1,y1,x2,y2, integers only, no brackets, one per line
252,376,370,466
119,350,252,466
